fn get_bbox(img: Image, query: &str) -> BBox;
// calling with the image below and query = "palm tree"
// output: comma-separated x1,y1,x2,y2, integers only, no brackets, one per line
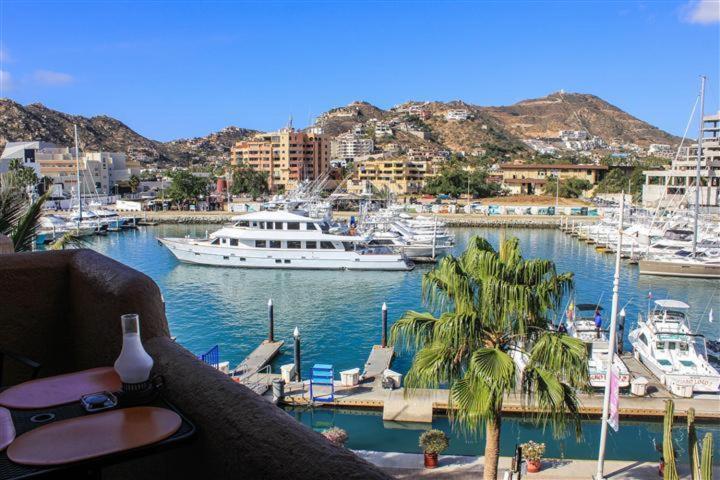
1,174,84,252
391,236,589,480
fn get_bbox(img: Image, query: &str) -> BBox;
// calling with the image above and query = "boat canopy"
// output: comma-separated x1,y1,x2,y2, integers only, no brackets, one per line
654,299,690,310
576,304,603,311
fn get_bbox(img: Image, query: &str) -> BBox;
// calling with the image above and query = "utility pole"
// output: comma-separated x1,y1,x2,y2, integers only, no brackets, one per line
692,75,705,258
595,192,625,480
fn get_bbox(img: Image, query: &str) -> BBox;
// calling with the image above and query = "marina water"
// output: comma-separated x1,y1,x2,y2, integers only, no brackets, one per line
86,224,720,460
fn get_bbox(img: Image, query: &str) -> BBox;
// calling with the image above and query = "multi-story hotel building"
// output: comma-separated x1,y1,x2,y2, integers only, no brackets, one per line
230,127,330,192
346,156,441,195
642,112,720,208
330,131,374,162
498,162,608,195
0,141,140,195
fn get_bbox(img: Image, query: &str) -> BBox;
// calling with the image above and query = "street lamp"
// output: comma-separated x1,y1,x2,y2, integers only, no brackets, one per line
552,169,559,213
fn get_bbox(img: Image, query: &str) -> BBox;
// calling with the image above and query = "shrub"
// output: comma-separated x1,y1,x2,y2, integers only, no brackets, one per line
419,429,450,454
322,427,348,447
520,441,546,461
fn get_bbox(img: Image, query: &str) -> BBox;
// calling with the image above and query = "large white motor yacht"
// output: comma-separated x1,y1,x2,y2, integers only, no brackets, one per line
629,299,720,396
159,210,414,271
565,303,631,388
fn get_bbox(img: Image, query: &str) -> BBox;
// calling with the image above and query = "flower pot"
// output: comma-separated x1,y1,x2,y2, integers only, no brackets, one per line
424,452,439,469
526,459,542,473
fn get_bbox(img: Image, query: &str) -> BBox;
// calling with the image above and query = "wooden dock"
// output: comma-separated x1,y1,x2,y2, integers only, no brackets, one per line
234,340,284,379
362,345,395,381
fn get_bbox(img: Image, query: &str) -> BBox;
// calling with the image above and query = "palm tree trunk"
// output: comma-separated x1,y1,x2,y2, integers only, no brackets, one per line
483,415,502,480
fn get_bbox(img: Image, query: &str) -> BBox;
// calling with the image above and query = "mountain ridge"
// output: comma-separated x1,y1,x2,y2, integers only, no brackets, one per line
0,92,681,166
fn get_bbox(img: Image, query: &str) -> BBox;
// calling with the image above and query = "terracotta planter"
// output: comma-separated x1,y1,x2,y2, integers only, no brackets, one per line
423,452,439,469
526,459,542,473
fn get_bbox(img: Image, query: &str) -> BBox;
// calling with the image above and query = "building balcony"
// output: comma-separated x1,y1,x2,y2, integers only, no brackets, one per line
0,249,389,480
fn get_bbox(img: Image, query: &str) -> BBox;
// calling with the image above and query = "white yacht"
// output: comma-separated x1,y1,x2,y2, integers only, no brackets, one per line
629,299,720,396
565,303,630,388
159,210,414,271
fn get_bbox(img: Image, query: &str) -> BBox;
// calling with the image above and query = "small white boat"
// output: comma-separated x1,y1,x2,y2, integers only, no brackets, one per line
629,299,720,396
565,303,630,388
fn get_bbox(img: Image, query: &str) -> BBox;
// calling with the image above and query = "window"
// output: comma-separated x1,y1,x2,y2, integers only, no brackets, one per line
223,256,229,260
275,222,283,230
287,241,301,249
251,222,258,227
238,221,249,227
343,241,355,251
230,239,238,247
275,259,282,264
221,238,227,244
639,333,648,345
305,241,317,249
287,222,300,230
269,240,281,248
255,240,266,248
321,241,336,249
211,238,220,245
668,342,676,350
239,257,246,261
308,223,319,230
656,341,665,350
284,259,291,264
679,342,689,352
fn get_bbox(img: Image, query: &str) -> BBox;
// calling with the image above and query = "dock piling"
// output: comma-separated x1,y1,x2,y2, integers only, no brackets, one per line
293,326,301,382
268,298,274,342
617,308,626,354
381,303,388,348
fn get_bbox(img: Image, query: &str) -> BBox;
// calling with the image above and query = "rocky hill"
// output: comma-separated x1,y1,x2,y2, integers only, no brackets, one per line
0,99,255,165
0,92,681,167
483,92,679,146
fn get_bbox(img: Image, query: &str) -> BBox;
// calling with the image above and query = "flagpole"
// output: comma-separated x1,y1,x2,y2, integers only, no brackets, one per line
595,192,625,480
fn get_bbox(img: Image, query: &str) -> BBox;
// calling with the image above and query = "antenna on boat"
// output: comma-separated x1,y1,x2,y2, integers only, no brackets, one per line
692,75,706,258
74,124,82,227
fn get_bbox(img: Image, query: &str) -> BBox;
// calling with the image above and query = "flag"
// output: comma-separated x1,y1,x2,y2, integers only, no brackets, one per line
647,291,653,299
608,365,620,432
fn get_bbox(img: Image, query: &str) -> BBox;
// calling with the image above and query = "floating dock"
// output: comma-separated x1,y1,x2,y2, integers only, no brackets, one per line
362,345,394,381
234,340,284,379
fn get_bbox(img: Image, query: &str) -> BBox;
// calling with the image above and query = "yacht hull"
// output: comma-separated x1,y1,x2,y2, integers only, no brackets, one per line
639,260,720,279
159,237,414,271
633,349,720,394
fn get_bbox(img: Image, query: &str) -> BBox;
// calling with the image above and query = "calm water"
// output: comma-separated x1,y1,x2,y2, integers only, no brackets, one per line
287,407,718,462
87,224,720,375
84,225,720,460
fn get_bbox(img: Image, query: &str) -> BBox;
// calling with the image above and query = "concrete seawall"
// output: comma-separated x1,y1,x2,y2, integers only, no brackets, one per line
127,211,601,228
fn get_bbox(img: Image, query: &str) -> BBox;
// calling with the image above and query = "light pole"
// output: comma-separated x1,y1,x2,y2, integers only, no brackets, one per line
595,193,625,480
293,326,301,382
552,169,559,214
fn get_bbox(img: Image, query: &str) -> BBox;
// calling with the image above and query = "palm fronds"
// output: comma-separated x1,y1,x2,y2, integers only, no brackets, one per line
49,231,88,250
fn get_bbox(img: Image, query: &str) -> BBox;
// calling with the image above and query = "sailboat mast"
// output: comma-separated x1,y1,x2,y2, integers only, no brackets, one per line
692,75,705,258
74,124,82,225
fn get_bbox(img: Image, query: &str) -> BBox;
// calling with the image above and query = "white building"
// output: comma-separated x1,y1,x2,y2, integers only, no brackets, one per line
559,130,589,141
373,122,393,139
330,131,374,162
642,113,720,209
648,144,674,158
445,109,471,121
0,141,140,195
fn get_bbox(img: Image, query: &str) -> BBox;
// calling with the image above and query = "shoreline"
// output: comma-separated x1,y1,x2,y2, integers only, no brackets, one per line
116,211,601,228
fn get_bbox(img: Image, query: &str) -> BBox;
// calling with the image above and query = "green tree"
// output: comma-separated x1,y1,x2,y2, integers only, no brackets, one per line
165,170,209,205
543,176,593,198
595,168,645,201
229,165,269,200
8,159,39,192
423,167,501,199
391,237,588,480
128,175,140,193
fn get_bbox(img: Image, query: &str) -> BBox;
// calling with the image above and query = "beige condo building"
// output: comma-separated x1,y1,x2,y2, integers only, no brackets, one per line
230,127,330,192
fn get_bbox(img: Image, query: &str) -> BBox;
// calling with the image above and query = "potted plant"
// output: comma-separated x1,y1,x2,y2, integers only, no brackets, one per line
521,441,546,473
419,429,449,469
322,427,348,447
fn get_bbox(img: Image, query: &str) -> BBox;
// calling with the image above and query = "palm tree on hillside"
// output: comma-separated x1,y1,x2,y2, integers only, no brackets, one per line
390,236,589,480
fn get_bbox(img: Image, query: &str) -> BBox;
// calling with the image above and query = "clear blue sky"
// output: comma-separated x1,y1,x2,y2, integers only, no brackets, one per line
1,1,718,141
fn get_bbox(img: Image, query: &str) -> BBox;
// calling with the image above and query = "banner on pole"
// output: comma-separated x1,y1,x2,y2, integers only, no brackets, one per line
608,365,620,432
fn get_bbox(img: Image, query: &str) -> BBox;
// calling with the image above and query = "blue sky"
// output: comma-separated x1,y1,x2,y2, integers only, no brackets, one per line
1,1,718,141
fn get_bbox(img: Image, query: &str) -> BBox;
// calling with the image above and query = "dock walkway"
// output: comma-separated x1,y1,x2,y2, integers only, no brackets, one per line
362,345,394,381
234,340,284,380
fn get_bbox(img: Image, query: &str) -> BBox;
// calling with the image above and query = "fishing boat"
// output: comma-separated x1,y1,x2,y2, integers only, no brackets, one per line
158,210,414,271
629,299,720,396
565,303,631,388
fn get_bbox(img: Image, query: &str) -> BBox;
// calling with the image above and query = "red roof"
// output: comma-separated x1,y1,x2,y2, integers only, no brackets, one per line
500,163,607,171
